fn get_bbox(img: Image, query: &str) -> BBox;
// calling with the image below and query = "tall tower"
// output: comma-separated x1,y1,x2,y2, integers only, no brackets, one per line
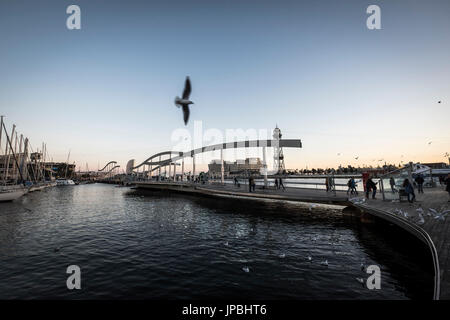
273,125,285,174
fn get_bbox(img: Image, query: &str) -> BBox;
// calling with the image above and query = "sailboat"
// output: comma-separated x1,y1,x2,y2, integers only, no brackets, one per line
0,116,27,202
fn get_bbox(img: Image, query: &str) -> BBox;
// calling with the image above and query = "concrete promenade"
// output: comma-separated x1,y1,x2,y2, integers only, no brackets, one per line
351,187,450,300
134,180,449,300
134,181,350,206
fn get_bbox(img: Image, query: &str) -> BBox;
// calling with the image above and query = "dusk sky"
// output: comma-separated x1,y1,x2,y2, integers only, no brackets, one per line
1,0,449,172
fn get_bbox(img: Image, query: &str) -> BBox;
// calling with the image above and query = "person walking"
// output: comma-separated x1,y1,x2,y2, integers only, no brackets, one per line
279,178,285,191
403,179,416,203
275,178,279,190
415,174,425,194
445,174,450,202
389,177,397,193
350,178,358,195
365,178,377,199
347,178,352,195
248,177,252,192
325,177,329,192
252,178,256,192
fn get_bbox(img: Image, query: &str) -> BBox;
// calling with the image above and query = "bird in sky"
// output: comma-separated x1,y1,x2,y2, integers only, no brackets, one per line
438,101,442,104
354,156,359,160
174,76,194,125
428,141,432,145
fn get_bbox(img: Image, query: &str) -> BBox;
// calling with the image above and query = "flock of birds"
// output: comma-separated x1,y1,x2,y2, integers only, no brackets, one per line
236,227,372,286
350,196,450,225
390,207,450,225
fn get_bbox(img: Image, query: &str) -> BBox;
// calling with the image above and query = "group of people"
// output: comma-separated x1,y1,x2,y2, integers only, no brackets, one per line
367,177,415,202
365,173,450,204
274,178,285,190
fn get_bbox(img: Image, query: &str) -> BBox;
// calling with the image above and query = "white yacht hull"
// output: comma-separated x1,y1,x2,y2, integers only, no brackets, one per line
0,188,26,202
56,179,75,186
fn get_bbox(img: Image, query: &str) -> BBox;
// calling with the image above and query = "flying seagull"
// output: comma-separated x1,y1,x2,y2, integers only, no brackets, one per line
174,76,194,125
428,141,432,145
355,156,359,160
438,101,442,104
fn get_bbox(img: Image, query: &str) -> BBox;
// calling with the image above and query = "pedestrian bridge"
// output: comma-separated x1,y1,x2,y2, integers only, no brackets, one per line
127,138,302,185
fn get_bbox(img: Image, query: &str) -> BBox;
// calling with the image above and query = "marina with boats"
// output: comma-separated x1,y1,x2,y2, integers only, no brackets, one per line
0,116,76,202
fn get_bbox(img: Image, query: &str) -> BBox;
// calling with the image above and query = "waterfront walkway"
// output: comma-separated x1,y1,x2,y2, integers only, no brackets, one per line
134,181,350,206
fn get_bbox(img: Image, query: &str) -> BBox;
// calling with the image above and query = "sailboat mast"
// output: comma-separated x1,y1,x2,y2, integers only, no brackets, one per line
1,122,24,183
64,150,71,179
4,124,16,184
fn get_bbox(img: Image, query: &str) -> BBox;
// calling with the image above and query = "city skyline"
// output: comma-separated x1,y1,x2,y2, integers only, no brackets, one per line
1,0,449,171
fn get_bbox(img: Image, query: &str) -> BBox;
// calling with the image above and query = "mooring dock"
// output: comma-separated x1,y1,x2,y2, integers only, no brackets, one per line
134,181,449,300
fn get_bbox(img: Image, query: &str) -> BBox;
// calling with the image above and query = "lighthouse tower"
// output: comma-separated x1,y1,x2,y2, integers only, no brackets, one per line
273,125,285,174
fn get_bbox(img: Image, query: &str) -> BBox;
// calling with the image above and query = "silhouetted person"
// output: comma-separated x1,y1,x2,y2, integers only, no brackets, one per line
415,174,425,194
279,178,285,191
445,174,450,202
346,178,352,195
389,177,396,193
365,178,377,199
403,179,416,203
350,178,357,195
248,177,252,192
275,178,279,190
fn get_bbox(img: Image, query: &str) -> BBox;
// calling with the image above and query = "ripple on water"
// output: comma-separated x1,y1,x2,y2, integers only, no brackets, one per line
0,184,434,299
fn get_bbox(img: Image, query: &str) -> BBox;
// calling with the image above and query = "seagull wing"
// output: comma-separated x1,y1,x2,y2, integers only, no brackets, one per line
182,77,191,100
182,105,190,125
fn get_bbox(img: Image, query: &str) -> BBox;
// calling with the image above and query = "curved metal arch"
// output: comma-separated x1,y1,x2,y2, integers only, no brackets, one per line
133,139,302,169
135,151,182,168
99,161,117,172
107,165,120,174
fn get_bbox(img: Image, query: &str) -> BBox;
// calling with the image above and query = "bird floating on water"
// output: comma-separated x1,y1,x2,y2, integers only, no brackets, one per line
279,253,286,259
174,76,194,125
321,260,329,266
242,266,250,273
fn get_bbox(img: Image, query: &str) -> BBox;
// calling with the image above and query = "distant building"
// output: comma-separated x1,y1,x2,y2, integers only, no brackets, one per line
421,162,448,169
208,158,263,178
43,162,76,179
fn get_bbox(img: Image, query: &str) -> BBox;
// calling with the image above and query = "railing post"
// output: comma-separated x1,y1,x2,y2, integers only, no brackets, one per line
192,155,196,182
158,156,161,180
220,149,224,185
263,146,268,188
380,178,385,201
173,162,176,181
181,158,184,182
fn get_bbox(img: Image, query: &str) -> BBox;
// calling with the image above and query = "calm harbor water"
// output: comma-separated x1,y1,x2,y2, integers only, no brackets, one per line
0,184,433,299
